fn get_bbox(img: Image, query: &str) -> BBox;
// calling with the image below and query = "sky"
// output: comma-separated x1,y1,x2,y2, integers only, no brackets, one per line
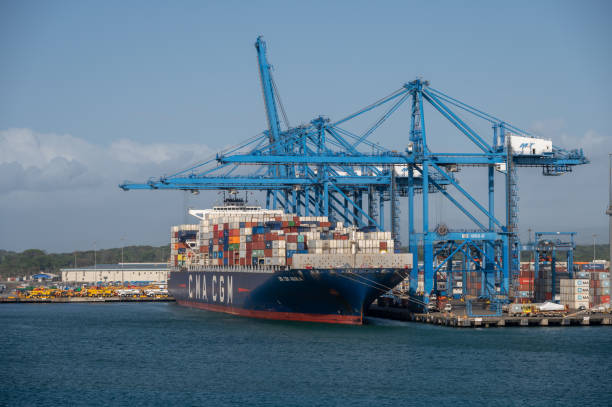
1,0,611,252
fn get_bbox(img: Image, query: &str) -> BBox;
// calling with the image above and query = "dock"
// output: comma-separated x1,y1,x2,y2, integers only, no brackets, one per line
366,304,612,328
0,297,175,304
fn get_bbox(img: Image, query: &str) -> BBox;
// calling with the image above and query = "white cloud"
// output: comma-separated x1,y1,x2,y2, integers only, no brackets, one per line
530,119,607,153
110,138,212,165
0,128,212,194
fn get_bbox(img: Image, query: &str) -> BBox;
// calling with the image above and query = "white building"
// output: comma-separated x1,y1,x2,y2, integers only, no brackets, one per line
61,263,168,284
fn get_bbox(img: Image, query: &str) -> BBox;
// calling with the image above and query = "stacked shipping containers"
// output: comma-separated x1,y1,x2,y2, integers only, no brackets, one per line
575,263,610,308
534,265,569,302
170,225,198,267
171,213,395,269
559,279,590,309
515,263,535,303
462,271,482,298
589,271,610,307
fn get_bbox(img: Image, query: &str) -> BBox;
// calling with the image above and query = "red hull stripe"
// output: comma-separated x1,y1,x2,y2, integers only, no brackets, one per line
177,300,362,325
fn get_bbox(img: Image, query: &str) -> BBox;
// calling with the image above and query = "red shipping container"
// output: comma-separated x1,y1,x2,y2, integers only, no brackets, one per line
239,258,245,266
200,246,206,253
380,242,387,250
174,232,179,238
519,278,533,285
264,249,273,257
246,255,252,264
282,221,289,228
213,225,218,231
601,295,610,304
287,235,297,243
287,257,292,266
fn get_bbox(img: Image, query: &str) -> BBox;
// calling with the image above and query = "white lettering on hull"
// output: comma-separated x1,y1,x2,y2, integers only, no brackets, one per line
227,276,232,304
201,275,207,300
212,275,217,302
195,274,201,299
187,273,233,304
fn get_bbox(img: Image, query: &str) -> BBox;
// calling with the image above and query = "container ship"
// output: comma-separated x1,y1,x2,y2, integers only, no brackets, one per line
168,197,412,325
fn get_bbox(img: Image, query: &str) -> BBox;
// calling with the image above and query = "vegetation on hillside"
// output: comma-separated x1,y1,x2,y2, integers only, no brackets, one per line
0,245,170,279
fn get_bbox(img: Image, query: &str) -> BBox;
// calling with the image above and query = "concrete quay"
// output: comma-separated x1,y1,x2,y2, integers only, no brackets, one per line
366,304,612,328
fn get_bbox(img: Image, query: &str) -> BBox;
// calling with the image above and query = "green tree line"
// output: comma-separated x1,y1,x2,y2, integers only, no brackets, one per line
0,245,170,279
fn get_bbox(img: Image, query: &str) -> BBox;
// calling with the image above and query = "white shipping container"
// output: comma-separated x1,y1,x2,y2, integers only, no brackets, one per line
560,279,590,287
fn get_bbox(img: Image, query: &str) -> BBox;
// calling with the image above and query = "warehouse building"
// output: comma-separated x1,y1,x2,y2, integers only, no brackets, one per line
61,263,168,284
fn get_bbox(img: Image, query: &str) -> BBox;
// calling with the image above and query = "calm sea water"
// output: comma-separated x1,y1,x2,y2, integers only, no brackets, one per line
1,303,611,407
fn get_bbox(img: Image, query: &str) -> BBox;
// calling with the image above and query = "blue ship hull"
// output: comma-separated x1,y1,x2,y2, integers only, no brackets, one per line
168,267,407,324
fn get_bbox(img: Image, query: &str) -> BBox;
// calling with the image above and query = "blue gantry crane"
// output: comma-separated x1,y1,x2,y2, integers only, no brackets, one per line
120,36,588,307
521,231,576,302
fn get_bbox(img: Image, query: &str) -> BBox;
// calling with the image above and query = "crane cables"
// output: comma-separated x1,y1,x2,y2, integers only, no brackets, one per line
337,270,428,308
271,75,290,130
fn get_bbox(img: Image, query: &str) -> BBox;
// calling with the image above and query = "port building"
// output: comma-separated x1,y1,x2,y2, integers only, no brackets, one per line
61,263,168,284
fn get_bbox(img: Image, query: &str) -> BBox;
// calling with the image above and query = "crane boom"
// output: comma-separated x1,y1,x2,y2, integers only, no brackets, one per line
255,36,281,149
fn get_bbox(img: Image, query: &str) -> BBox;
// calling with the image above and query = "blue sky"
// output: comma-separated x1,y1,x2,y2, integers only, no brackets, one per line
1,0,611,252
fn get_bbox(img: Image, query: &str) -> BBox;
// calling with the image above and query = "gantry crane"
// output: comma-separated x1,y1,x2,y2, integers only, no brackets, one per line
120,36,588,307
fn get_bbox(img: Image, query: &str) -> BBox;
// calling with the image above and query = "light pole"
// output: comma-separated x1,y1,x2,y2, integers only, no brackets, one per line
121,236,125,285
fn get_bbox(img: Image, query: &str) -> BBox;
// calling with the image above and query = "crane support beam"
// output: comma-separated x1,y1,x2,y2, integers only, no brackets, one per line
218,153,586,167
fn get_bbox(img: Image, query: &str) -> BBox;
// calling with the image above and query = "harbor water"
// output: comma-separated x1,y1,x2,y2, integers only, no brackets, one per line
1,303,611,406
